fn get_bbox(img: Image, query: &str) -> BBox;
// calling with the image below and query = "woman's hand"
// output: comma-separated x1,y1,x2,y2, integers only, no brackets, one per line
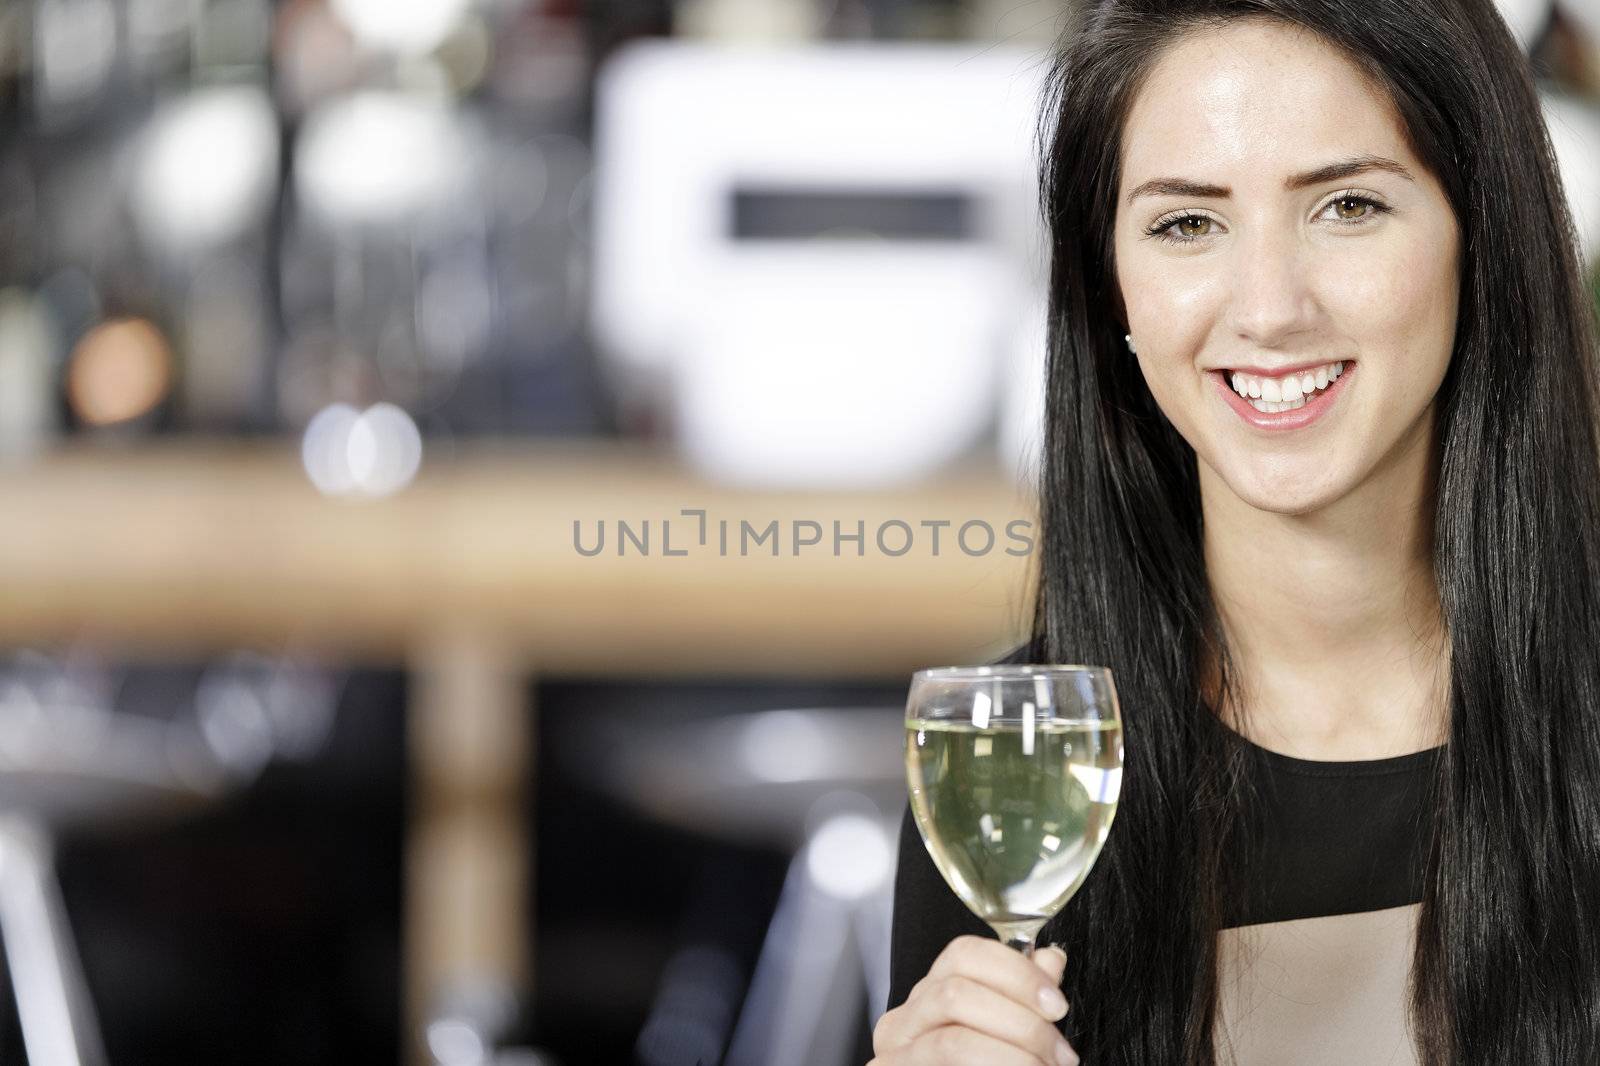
869,936,1079,1066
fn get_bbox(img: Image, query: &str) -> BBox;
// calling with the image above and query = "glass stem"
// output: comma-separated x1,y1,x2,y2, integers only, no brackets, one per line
992,919,1044,957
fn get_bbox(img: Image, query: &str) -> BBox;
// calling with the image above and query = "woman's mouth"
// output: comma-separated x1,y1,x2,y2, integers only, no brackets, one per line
1210,360,1354,430
1230,361,1345,410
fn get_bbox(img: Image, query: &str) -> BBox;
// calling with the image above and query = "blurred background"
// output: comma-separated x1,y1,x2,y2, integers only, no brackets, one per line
0,0,1592,1064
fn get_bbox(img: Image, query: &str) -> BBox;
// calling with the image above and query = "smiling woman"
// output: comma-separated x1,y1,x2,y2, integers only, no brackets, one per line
1116,19,1463,525
872,1,1600,1065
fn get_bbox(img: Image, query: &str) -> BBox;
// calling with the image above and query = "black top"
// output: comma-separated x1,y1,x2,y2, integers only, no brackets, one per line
1217,722,1440,928
886,645,1444,1012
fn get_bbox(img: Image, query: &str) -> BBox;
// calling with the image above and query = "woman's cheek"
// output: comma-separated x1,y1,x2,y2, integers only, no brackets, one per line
1135,352,1205,444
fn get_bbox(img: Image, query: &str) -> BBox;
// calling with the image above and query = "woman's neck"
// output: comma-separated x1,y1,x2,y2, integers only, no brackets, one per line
1199,420,1450,761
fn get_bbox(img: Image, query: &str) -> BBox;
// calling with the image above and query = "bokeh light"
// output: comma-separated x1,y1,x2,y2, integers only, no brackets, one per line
294,91,470,224
65,317,174,427
132,86,281,253
301,401,424,498
805,813,892,900
329,0,471,56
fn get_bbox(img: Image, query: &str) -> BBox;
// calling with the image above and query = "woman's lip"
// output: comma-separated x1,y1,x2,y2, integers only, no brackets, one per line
1217,359,1351,377
1211,363,1353,431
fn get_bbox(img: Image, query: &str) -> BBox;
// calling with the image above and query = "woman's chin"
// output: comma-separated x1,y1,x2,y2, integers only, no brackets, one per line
1220,469,1348,518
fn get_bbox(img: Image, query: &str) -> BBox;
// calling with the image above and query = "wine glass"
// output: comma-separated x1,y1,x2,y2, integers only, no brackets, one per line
904,664,1123,956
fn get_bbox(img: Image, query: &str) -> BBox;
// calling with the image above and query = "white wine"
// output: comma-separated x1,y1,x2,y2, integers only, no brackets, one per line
906,718,1122,933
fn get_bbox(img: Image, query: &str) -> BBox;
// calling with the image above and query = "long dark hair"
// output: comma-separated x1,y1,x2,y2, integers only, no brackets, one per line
1029,0,1600,1061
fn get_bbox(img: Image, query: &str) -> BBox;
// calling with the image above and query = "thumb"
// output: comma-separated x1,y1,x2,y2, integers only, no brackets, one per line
1033,945,1068,985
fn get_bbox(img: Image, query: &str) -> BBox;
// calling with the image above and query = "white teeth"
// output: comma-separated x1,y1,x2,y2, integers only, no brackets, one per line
1226,360,1348,414
1248,396,1308,413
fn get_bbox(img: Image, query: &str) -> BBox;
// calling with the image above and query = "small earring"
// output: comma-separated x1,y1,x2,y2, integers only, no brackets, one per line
1125,333,1138,354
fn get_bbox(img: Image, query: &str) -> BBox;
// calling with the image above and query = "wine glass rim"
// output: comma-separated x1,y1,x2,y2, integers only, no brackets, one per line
913,663,1114,680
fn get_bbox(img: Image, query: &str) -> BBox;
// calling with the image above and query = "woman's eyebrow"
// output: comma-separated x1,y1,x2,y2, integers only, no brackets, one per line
1124,154,1416,204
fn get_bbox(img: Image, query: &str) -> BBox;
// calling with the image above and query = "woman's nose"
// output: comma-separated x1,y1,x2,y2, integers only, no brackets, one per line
1222,226,1319,349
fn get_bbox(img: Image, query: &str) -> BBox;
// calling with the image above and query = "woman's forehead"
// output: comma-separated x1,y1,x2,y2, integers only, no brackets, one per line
1119,20,1413,188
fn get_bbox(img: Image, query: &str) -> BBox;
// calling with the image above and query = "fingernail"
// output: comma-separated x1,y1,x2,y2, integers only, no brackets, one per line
1055,1037,1079,1066
1039,985,1068,1020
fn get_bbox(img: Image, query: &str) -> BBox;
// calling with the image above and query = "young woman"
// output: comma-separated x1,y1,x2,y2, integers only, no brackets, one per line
871,1,1600,1063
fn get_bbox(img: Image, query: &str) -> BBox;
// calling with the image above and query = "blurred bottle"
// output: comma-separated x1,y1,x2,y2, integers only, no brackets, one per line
0,289,58,461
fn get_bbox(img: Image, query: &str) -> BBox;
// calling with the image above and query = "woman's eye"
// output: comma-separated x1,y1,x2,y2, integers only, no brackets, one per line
1144,194,1389,246
1331,196,1369,219
1146,214,1216,244
1328,195,1383,221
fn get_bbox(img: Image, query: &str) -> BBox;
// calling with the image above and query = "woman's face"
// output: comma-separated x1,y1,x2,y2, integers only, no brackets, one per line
1113,18,1461,517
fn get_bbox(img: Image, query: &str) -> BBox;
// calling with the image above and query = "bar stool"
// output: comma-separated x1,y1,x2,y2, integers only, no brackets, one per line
0,652,301,1066
582,704,905,1066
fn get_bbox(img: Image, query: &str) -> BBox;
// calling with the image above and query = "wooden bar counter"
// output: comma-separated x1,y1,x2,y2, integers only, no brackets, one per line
0,437,1036,1062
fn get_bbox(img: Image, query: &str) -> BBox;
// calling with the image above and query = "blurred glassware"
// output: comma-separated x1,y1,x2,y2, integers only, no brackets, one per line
281,90,497,440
